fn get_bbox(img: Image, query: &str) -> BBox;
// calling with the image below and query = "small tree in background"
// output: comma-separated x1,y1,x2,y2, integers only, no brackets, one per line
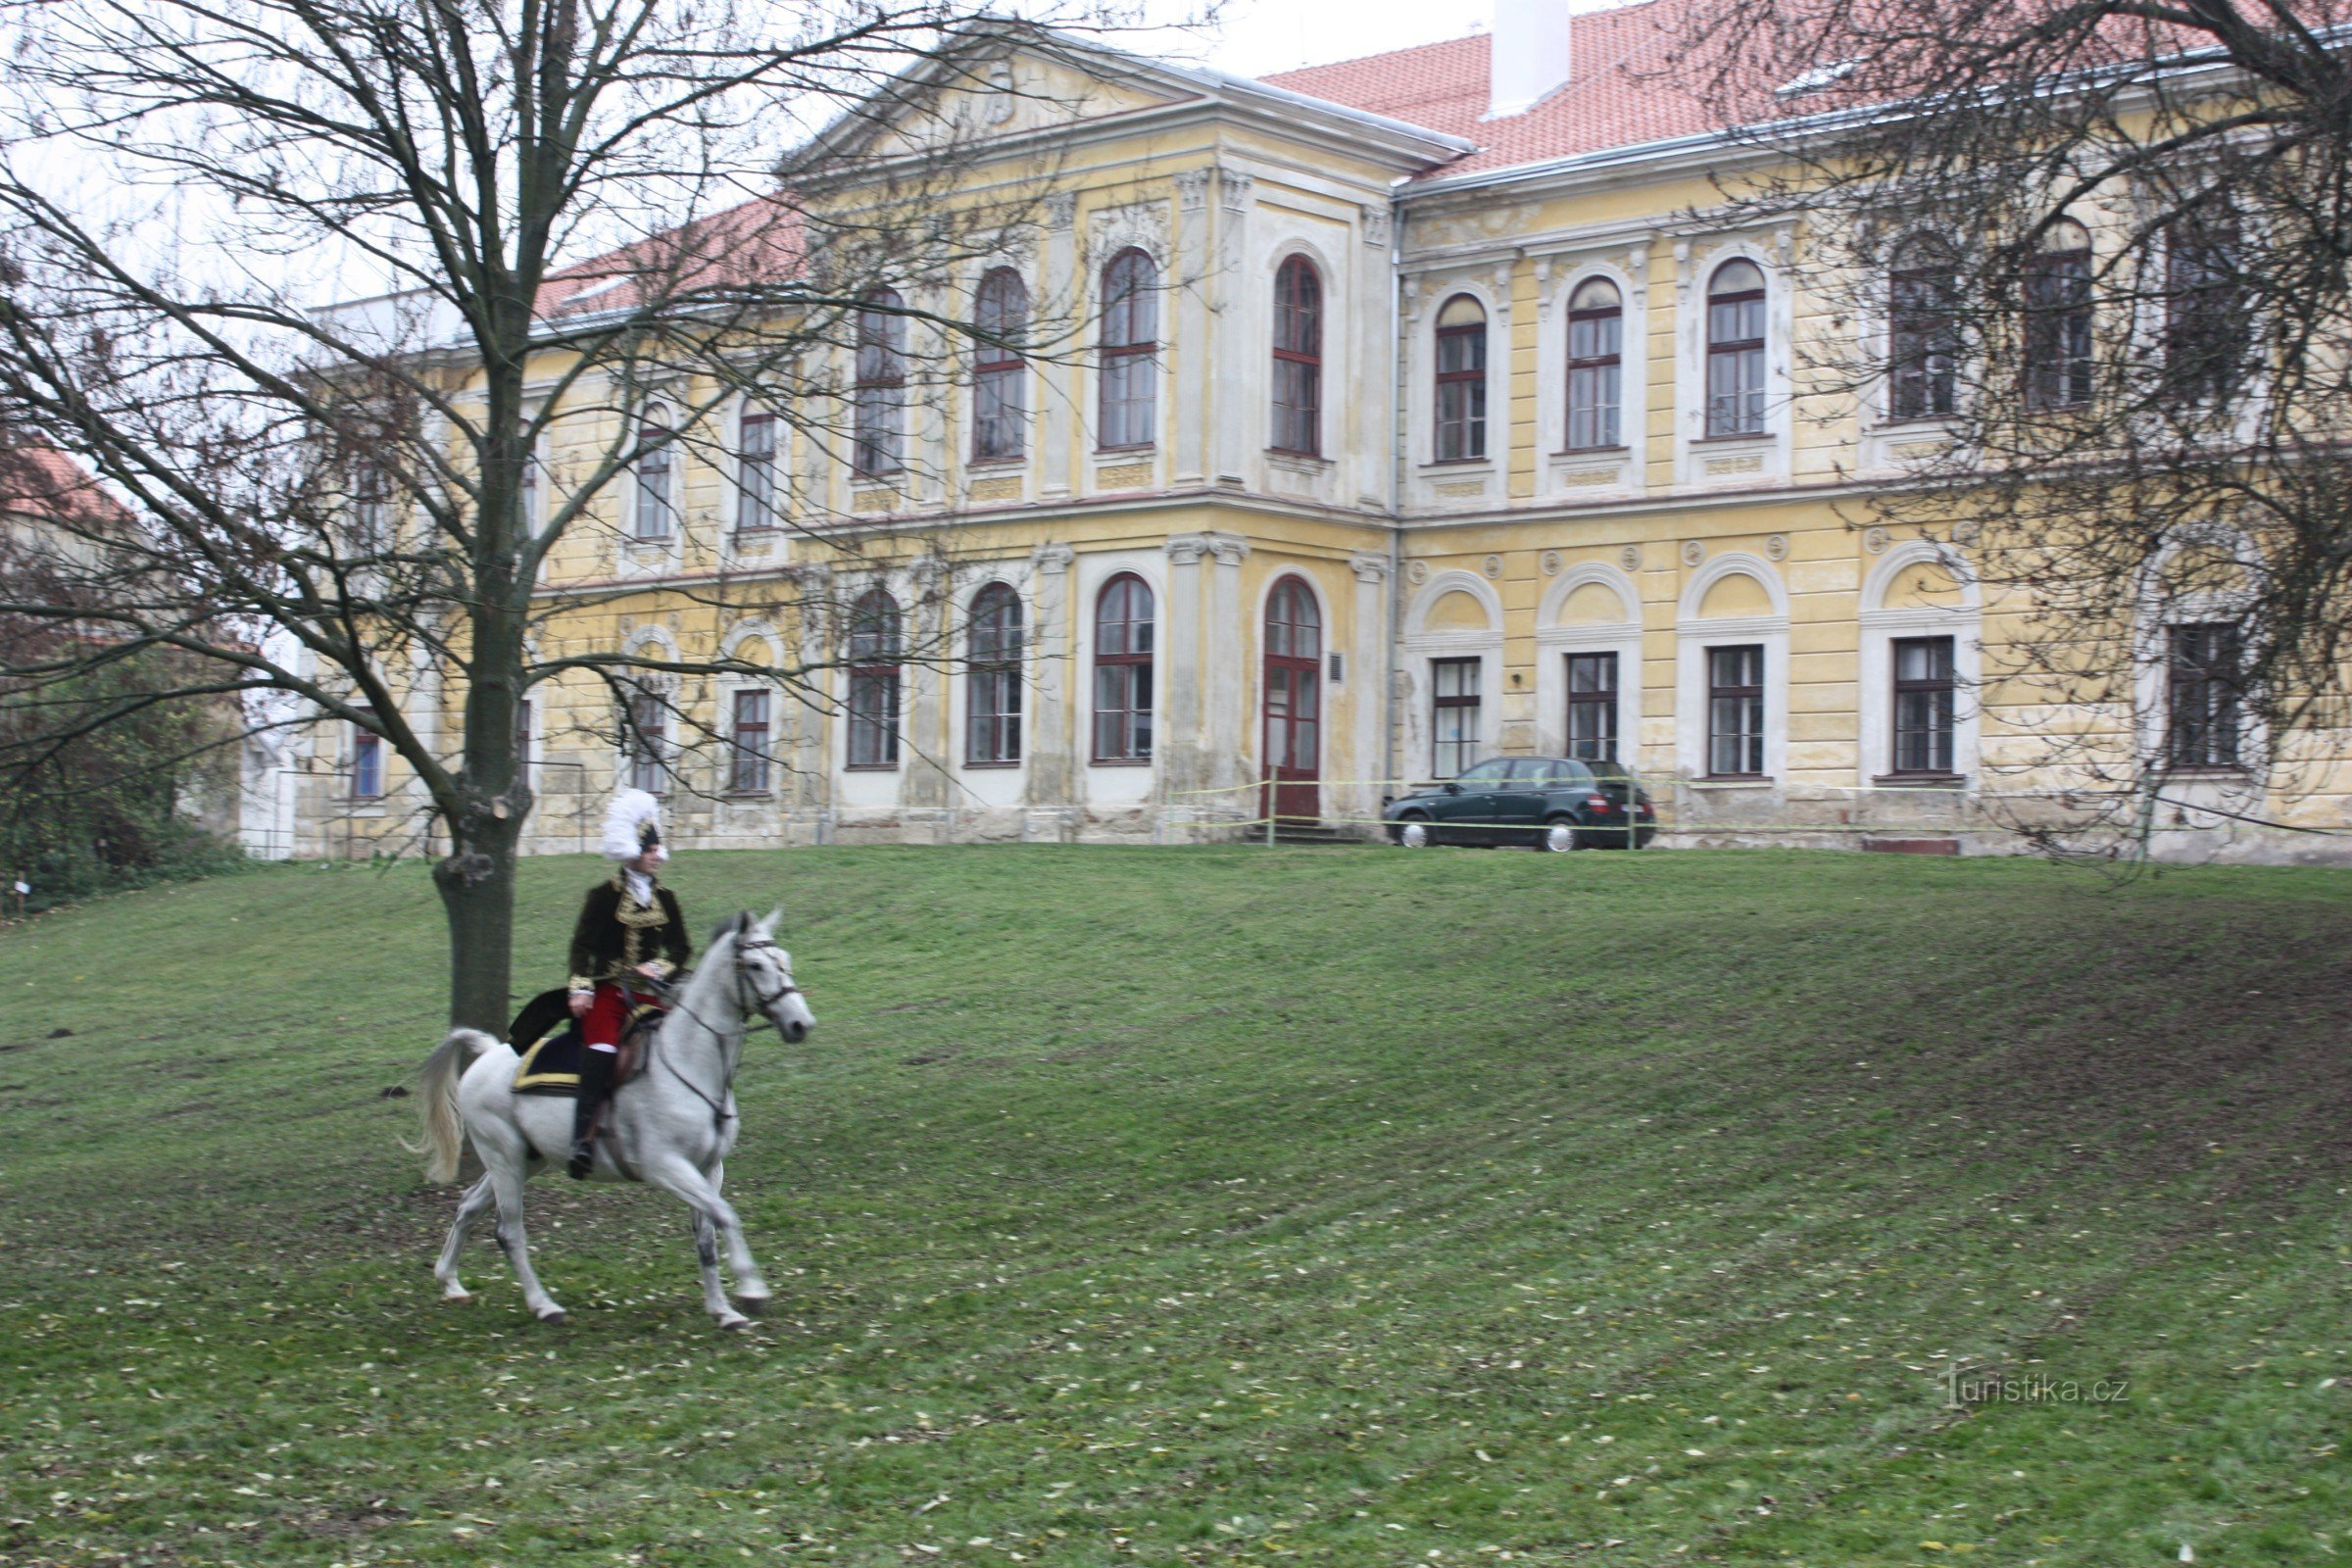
1672,0,2352,854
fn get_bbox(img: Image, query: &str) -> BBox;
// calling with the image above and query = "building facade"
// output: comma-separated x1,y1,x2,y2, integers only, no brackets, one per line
276,2,2352,864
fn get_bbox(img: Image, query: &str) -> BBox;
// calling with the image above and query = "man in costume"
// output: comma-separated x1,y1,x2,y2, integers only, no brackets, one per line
565,787,690,1178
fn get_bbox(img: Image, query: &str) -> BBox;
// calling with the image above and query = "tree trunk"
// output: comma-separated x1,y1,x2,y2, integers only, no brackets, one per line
434,808,523,1032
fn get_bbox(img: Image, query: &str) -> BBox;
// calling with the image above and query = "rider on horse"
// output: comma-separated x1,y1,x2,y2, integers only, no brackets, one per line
565,787,690,1178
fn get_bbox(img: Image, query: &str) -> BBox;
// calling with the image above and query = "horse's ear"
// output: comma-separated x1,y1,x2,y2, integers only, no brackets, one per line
758,906,782,938
708,910,750,948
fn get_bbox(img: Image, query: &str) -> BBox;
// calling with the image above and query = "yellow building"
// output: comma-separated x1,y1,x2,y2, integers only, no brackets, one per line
281,2,2352,864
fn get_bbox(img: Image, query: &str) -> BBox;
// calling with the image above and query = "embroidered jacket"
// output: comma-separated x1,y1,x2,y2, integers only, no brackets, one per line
567,873,690,992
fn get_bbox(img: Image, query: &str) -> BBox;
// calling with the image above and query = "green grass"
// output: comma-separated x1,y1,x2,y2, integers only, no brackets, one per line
2,845,2349,1568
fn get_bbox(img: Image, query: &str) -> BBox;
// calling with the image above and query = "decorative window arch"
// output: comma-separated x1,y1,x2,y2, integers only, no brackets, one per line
855,289,906,475
1858,542,1983,784
1092,571,1154,762
632,405,676,540
1271,255,1322,456
1434,294,1488,461
845,587,903,768
1705,260,1768,436
1887,233,1959,421
2025,218,2093,410
1674,553,1790,783
972,268,1028,463
1566,276,1623,450
966,582,1023,765
1536,563,1643,766
1099,249,1158,450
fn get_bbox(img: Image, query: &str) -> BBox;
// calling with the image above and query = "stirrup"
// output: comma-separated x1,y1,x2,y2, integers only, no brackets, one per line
566,1135,596,1180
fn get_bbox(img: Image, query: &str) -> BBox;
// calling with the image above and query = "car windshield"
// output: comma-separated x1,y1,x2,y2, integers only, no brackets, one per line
1519,760,1591,788
1450,760,1511,786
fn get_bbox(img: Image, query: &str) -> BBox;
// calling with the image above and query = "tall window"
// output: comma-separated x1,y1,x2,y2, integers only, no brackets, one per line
2167,622,2241,769
1706,644,1766,777
1705,260,1768,436
1431,657,1481,777
2025,219,2094,410
351,710,384,799
2164,209,2244,405
972,269,1029,463
855,289,906,476
1093,572,1154,762
846,588,903,769
627,689,668,794
1434,294,1488,462
515,698,532,783
515,438,540,528
729,689,772,793
1888,236,1959,420
632,411,675,541
1565,651,1619,762
736,409,777,534
352,464,391,556
1099,249,1158,450
1264,577,1322,780
1890,636,1957,775
1565,277,1623,450
1271,256,1323,456
966,582,1023,765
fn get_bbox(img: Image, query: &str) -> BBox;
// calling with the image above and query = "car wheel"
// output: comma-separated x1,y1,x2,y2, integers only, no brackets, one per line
1538,816,1578,853
1393,815,1432,848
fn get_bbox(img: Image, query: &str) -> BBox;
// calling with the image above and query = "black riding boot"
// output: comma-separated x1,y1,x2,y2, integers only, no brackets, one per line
568,1048,616,1180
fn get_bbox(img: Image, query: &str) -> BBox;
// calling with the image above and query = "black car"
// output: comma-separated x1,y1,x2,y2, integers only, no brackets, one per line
1383,757,1658,851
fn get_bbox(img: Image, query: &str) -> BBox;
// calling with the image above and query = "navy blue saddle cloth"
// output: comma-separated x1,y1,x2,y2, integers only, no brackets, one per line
506,988,658,1098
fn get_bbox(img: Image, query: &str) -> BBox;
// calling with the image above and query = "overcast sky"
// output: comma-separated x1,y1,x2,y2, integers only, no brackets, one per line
1177,0,1488,79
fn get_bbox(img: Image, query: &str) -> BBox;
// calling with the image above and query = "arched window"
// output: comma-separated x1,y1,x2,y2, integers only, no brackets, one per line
1099,249,1158,450
1092,572,1154,762
2024,219,2093,410
2164,205,2243,405
1263,577,1323,798
1565,276,1623,450
632,407,675,540
1271,256,1322,456
854,289,906,475
845,588,903,768
966,582,1023,765
1887,235,1958,421
972,269,1029,463
1434,294,1487,462
1705,260,1767,436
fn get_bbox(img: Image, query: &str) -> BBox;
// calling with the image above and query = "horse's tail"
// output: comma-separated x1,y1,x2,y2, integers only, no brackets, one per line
404,1028,496,1184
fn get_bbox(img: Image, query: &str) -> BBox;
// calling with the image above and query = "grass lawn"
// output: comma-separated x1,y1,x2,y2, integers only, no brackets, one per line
1,845,2348,1568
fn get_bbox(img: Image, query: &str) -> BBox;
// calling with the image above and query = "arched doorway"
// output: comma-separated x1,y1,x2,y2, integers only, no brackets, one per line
1262,575,1322,824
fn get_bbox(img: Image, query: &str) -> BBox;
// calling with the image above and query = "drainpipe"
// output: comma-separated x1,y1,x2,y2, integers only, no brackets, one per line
1382,189,1404,809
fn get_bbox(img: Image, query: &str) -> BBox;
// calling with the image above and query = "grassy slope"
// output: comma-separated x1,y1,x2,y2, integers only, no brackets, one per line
1,846,2347,1568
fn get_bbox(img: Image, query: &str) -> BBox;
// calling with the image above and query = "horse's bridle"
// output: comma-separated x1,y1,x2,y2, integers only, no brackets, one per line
731,935,802,1023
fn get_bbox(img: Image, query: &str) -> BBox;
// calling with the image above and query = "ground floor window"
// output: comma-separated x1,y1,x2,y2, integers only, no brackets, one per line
1707,645,1765,778
627,691,669,794
730,689,771,793
352,710,383,799
2167,622,2241,769
1432,657,1481,777
1890,636,1956,775
847,667,900,769
1565,652,1619,763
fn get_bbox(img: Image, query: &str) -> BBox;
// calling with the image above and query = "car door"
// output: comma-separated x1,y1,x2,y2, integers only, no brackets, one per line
1487,759,1558,846
1428,759,1508,843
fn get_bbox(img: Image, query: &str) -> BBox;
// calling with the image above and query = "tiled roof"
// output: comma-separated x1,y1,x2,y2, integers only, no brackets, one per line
1262,0,1758,182
0,446,125,524
535,194,806,320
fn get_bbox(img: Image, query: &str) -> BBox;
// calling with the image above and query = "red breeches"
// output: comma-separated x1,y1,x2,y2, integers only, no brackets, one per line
581,982,663,1051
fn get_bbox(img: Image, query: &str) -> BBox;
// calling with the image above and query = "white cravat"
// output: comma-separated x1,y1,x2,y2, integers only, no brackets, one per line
623,868,654,906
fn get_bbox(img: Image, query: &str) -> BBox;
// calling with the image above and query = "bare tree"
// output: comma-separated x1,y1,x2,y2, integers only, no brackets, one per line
1671,0,2352,854
0,0,1152,1024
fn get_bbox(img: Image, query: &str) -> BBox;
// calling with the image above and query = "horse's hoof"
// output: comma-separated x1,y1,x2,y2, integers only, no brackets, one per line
442,1290,473,1305
535,1306,568,1326
715,1312,751,1332
734,1294,769,1318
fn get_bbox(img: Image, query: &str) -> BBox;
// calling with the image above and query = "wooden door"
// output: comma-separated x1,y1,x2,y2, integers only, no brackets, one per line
1261,576,1322,823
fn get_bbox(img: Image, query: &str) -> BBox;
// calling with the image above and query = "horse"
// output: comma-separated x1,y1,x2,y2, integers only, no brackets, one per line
409,908,817,1330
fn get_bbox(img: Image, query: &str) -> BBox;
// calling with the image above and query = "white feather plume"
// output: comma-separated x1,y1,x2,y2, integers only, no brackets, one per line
600,787,666,863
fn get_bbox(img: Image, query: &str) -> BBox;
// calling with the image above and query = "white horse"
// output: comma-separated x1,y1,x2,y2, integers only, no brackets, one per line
410,909,816,1329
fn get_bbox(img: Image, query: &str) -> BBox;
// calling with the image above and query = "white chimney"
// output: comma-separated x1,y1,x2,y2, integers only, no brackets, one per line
1487,0,1574,120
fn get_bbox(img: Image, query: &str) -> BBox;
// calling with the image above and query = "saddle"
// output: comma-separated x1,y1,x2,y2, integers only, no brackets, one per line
507,987,661,1098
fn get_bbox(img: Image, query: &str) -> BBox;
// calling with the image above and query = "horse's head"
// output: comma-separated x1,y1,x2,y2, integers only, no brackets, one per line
721,907,814,1044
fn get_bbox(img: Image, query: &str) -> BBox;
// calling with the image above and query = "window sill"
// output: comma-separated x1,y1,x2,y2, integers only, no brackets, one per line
843,763,899,773
1267,448,1329,466
723,790,775,800
1873,772,1965,788
1421,457,1494,469
1870,415,1959,433
1090,757,1153,768
968,455,1027,469
1094,444,1156,457
962,760,1020,770
1690,432,1774,447
2161,765,2249,780
1555,443,1631,457
1691,776,1772,788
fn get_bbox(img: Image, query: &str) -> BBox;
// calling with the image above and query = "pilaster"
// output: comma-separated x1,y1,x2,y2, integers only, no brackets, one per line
1038,192,1079,500
1024,542,1076,808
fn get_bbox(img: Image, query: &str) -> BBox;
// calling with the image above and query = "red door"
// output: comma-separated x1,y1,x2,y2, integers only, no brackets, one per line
1262,576,1322,823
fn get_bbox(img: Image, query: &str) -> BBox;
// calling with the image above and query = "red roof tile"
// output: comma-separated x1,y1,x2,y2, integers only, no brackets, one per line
535,195,807,319
1262,0,1741,181
0,446,126,524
